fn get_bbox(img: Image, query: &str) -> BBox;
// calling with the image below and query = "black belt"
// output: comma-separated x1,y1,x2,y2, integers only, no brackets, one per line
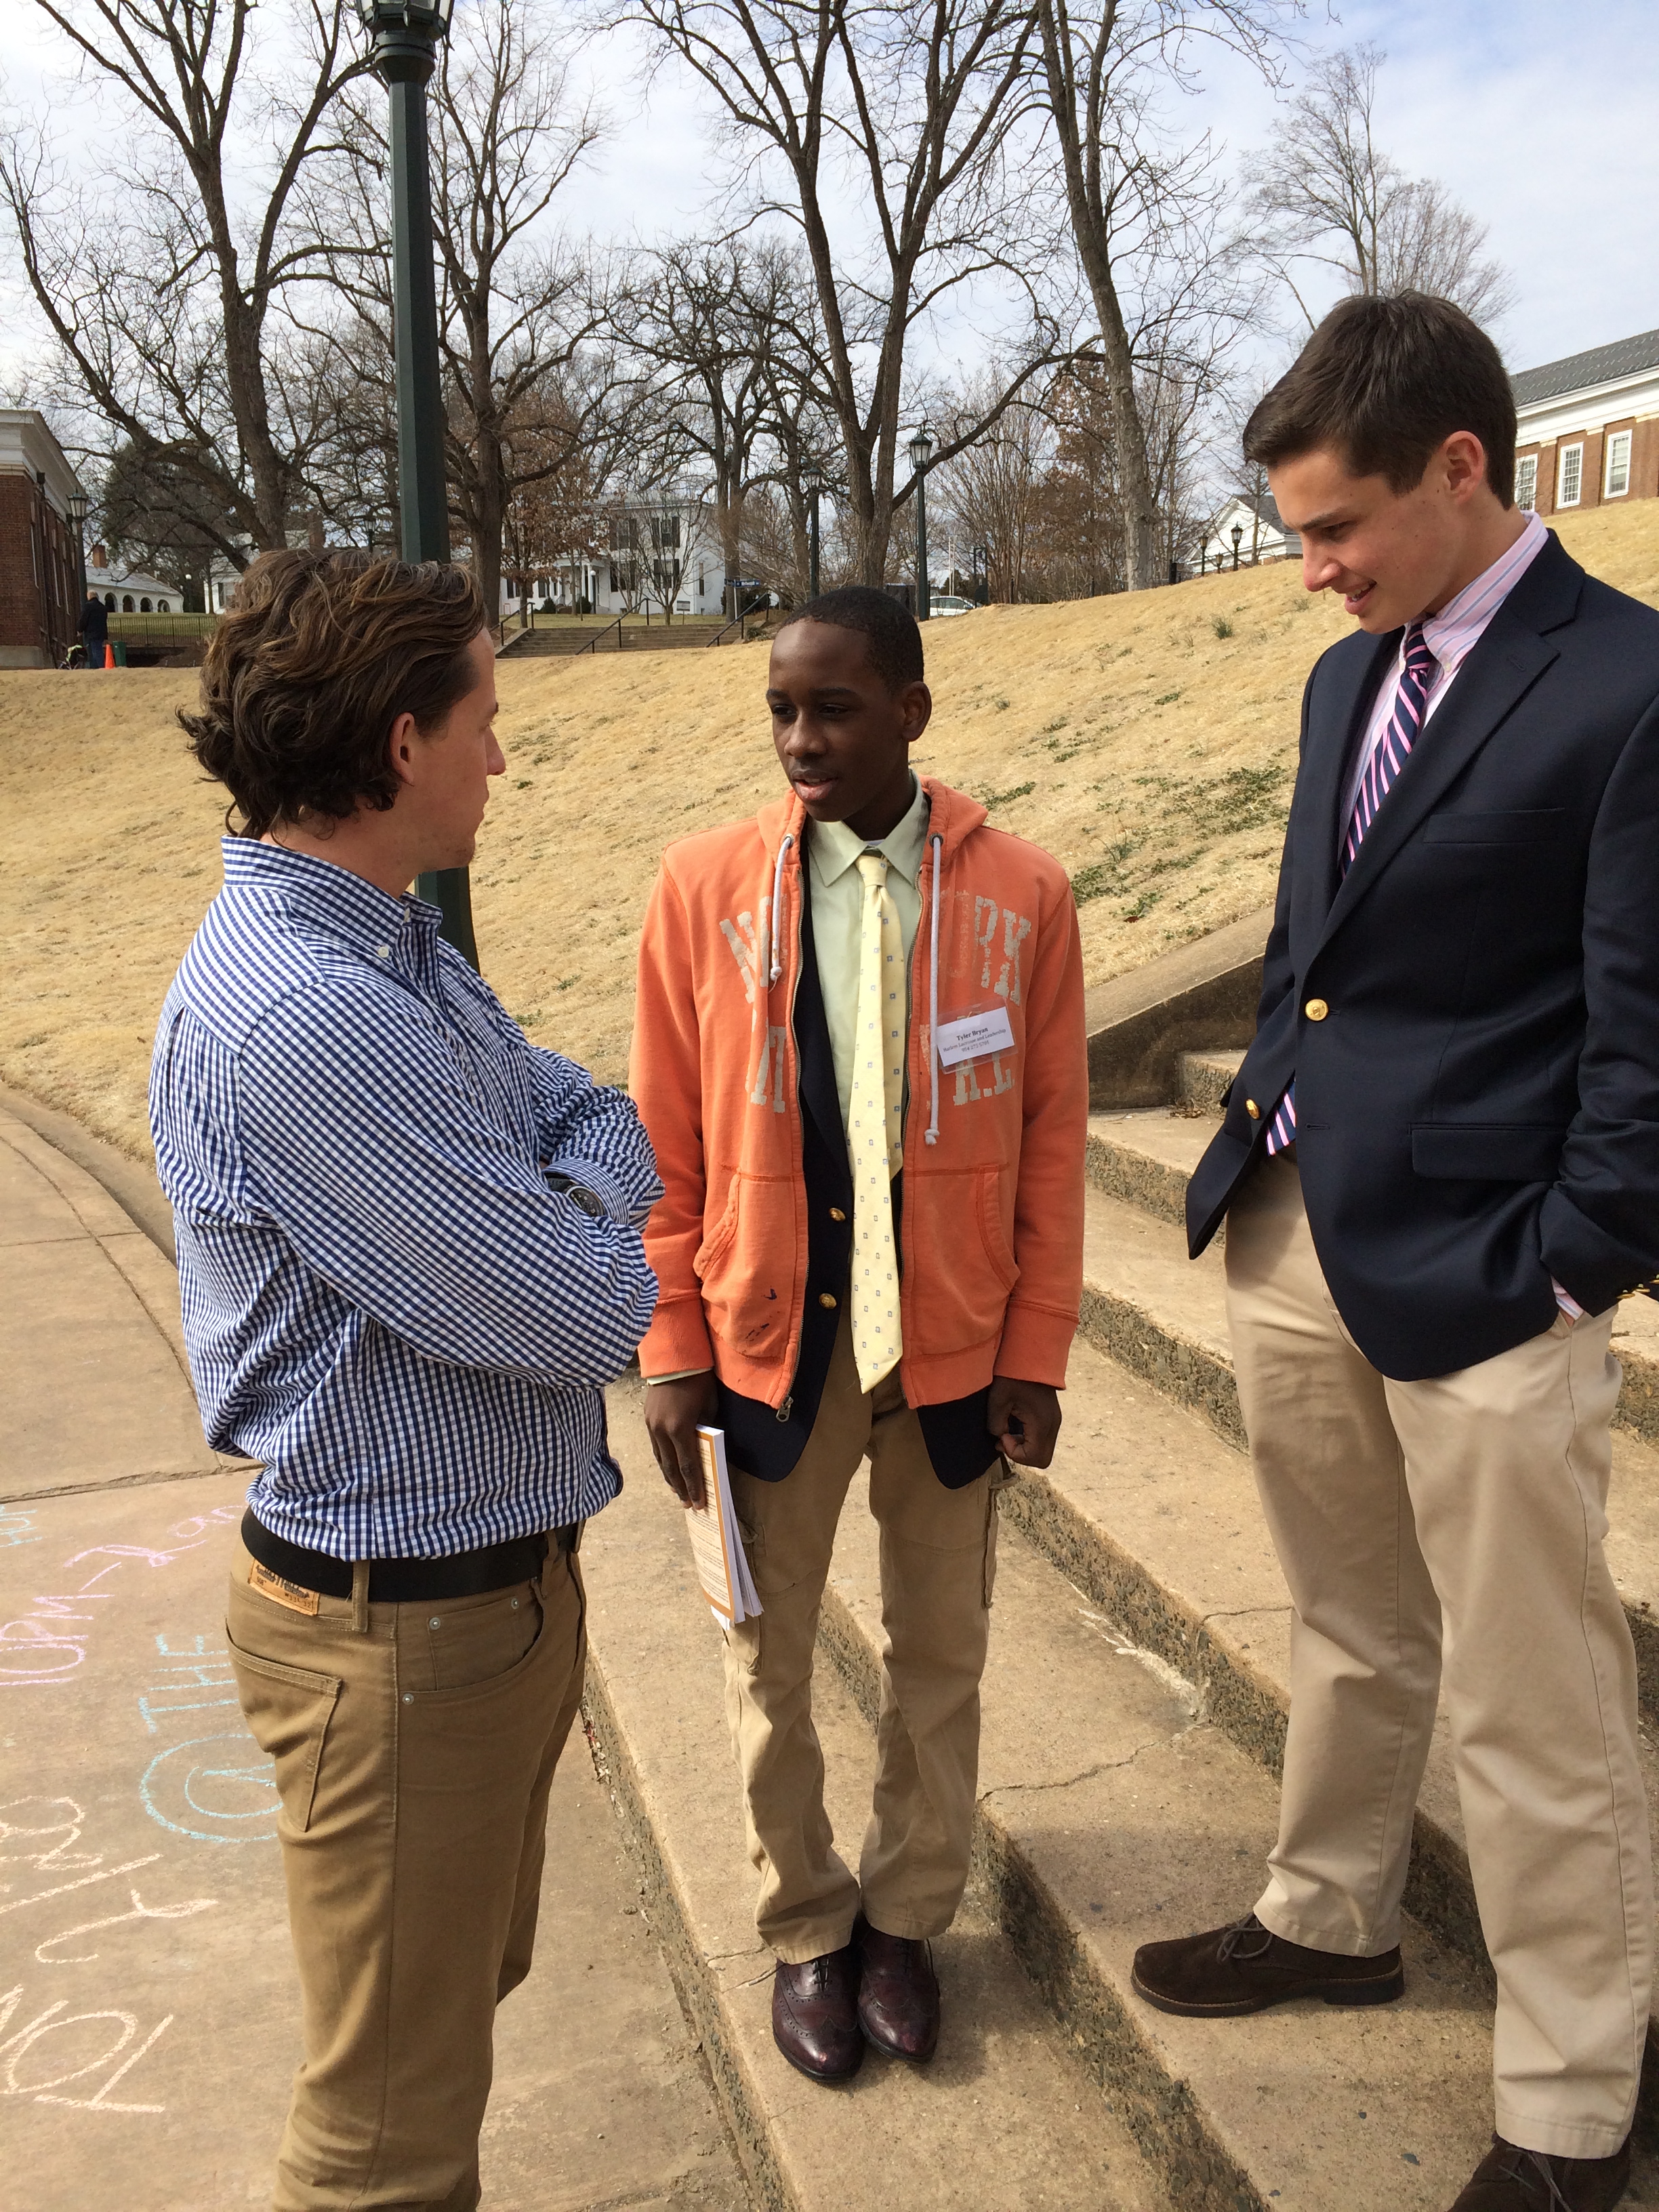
241,1511,574,1604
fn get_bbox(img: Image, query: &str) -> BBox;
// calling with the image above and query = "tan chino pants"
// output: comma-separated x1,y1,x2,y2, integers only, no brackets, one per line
722,1307,1004,1963
225,1534,588,2212
1225,1154,1652,2158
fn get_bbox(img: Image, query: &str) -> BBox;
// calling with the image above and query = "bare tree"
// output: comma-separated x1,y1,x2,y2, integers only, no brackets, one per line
628,241,792,583
624,0,1058,582
1,0,367,557
1250,45,1515,329
1030,0,1287,592
934,378,1054,602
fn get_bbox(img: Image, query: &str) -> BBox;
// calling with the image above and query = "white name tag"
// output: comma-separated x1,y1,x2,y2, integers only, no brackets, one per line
935,1006,1016,1069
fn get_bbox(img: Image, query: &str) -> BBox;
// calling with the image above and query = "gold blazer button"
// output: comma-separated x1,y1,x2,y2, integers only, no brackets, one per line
829,1206,847,1222
819,1291,838,1309
1246,1099,1261,1120
1304,998,1328,1021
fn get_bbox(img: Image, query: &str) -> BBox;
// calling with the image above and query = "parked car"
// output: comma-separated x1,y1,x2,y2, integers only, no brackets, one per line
928,593,976,617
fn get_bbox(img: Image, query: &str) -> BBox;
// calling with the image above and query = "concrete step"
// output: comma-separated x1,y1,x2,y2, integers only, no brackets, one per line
1076,1158,1659,1715
497,624,621,657
1086,1107,1659,1456
814,1460,1538,2212
584,1373,1183,2212
982,1315,1659,2132
1177,1049,1244,1112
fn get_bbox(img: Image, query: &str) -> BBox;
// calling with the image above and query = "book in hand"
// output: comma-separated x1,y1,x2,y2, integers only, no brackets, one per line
684,1425,762,1629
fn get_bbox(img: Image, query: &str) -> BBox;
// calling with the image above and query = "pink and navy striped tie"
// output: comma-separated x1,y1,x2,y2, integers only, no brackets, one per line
1265,623,1437,1155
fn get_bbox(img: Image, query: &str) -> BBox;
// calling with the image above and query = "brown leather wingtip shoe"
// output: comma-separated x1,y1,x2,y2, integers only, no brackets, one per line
854,1914,940,2062
1449,2134,1631,2210
1131,1910,1405,2018
772,1946,863,2083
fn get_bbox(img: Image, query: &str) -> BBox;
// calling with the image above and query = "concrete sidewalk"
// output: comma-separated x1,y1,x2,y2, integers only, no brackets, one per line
0,1103,747,2212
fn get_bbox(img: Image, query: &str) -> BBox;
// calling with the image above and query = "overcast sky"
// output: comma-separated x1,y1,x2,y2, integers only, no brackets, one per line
3,0,1654,401
564,0,1657,383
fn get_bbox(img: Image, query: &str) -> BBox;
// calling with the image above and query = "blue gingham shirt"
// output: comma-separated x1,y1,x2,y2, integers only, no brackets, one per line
149,839,661,1559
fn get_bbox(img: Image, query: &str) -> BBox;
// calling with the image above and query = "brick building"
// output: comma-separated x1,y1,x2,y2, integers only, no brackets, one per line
0,411,86,668
1512,329,1659,518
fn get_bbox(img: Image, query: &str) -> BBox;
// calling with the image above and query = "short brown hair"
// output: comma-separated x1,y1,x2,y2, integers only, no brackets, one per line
1244,291,1517,506
181,549,487,838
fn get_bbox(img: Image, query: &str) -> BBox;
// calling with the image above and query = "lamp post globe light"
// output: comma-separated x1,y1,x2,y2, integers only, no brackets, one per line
907,424,933,619
803,459,824,600
354,0,478,966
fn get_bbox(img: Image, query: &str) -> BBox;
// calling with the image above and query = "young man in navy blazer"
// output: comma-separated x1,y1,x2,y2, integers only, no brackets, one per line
1130,293,1659,2212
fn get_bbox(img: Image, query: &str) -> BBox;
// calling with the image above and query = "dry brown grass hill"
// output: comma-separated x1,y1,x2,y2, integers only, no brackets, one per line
4,499,1656,1163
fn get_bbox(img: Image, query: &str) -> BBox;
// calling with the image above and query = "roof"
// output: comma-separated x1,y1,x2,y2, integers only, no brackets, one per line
1208,489,1298,543
1511,330,1659,407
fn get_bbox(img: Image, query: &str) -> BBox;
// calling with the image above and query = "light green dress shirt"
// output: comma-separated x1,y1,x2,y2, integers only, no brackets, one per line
806,775,930,1133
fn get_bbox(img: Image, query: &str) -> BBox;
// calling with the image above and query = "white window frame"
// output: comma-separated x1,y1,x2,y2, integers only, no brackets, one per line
1605,428,1633,499
1513,452,1538,512
1557,442,1584,508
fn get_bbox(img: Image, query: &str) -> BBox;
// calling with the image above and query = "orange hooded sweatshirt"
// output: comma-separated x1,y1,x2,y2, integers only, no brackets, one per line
630,776,1086,1409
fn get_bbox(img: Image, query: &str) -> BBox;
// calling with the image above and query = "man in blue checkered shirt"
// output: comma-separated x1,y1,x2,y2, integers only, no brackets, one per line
150,549,659,2212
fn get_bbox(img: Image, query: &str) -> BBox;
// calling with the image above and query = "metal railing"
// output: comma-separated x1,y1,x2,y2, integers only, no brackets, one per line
577,615,626,655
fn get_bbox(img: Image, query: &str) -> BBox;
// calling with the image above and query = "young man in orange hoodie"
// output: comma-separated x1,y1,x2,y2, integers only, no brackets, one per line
631,587,1086,2082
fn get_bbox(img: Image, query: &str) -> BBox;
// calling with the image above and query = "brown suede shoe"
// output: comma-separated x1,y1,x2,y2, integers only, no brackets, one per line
854,1914,940,2062
1449,2135,1631,2210
772,1946,863,2082
1132,1911,1404,2017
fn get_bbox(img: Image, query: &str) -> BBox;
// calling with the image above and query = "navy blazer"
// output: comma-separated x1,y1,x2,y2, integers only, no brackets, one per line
1186,532,1659,1380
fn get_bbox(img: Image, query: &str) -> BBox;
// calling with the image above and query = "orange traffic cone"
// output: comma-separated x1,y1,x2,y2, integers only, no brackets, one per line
104,641,115,668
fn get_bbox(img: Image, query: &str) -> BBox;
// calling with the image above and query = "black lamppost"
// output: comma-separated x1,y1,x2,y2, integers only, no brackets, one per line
804,460,824,600
67,487,89,640
907,424,933,619
1230,521,1243,572
355,0,476,967
972,542,988,605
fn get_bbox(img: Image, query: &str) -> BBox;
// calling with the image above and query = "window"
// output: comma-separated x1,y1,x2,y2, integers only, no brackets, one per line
1557,443,1583,508
123,594,134,611
140,596,152,612
158,599,171,613
1605,429,1632,499
1514,453,1538,512
104,593,115,611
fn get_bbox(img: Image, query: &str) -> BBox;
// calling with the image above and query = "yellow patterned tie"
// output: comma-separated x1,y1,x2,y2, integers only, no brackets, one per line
850,851,904,1393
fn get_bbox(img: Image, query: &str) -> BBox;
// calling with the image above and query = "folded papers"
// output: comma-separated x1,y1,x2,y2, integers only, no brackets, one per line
684,1425,762,1628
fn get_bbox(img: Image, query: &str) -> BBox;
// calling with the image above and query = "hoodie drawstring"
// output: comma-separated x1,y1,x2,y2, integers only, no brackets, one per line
924,831,942,1147
768,832,794,985
771,820,941,1144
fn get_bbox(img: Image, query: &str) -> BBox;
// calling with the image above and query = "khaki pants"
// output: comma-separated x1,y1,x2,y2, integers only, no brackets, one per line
225,1535,587,2212
1225,1154,1652,2158
723,1308,1002,1963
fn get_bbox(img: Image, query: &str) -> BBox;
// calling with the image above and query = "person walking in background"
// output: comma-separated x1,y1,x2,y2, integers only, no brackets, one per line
1131,294,1659,2212
632,587,1086,2083
78,585,106,668
150,550,661,2212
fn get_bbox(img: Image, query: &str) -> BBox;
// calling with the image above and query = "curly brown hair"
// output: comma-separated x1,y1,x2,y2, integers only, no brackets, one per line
180,548,488,838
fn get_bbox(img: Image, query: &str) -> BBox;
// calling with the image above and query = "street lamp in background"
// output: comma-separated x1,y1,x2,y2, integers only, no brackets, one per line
354,0,477,967
907,424,933,619
66,487,89,634
972,543,988,605
803,459,824,600
1230,522,1243,572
